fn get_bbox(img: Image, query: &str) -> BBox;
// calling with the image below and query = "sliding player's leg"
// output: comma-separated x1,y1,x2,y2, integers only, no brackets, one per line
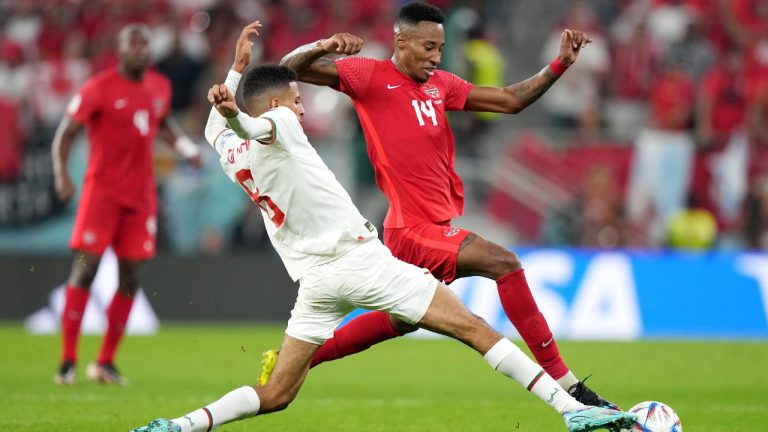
455,232,617,408
414,282,636,431
130,336,319,432
131,260,344,431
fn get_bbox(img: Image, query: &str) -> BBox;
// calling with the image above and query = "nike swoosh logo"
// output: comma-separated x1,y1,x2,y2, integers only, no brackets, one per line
541,336,554,348
387,84,401,89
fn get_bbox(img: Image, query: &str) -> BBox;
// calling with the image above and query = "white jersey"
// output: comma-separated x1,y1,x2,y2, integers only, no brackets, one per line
206,81,377,281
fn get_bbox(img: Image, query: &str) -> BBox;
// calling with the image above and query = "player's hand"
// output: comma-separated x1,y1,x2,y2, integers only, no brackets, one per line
319,33,364,55
54,171,75,202
232,21,262,73
559,29,592,66
208,84,239,118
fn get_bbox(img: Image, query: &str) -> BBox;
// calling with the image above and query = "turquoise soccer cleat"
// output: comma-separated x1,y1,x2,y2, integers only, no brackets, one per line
563,406,637,432
129,418,180,432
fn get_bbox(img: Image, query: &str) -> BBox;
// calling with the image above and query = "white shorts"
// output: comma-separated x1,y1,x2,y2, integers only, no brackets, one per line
286,239,438,345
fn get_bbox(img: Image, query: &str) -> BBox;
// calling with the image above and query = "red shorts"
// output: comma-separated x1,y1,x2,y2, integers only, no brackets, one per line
69,196,157,260
383,222,471,284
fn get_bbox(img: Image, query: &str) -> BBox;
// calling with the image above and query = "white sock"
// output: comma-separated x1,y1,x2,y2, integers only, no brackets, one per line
556,371,579,390
172,386,260,432
484,339,585,414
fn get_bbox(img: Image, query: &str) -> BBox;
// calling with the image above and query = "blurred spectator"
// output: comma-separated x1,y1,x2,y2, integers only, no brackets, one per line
456,15,505,149
30,32,91,133
666,18,716,83
540,0,610,136
605,20,660,141
721,0,768,49
0,99,24,181
646,0,697,51
155,23,207,112
742,174,768,249
697,47,750,236
542,163,629,248
4,0,42,58
626,52,696,246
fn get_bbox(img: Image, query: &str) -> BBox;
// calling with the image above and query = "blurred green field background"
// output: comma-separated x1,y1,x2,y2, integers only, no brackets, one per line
3,324,767,431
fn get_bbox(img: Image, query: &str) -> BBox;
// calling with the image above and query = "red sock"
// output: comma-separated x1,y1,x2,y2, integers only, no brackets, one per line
61,285,90,363
310,311,400,368
96,291,135,365
496,269,569,380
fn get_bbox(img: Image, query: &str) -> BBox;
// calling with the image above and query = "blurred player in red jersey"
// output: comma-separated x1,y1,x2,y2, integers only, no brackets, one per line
279,2,617,408
52,24,201,385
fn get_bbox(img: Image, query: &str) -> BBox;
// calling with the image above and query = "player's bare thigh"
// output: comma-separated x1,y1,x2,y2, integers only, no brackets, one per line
454,233,522,280
416,282,502,355
255,335,320,414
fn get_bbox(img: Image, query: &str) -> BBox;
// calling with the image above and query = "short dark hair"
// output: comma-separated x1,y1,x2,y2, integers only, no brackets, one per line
396,2,445,27
242,64,298,102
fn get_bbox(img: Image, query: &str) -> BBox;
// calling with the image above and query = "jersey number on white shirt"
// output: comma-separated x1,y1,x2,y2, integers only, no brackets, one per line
235,169,286,228
411,99,437,127
229,140,286,228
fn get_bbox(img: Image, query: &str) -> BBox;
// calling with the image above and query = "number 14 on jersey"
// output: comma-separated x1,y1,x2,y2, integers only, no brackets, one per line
411,99,437,127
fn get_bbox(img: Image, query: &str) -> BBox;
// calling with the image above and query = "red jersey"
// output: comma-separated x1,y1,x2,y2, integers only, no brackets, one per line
700,66,748,135
67,67,171,207
334,57,473,228
648,71,695,131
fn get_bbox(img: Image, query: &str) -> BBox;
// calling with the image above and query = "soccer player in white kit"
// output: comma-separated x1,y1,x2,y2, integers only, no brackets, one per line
129,21,635,432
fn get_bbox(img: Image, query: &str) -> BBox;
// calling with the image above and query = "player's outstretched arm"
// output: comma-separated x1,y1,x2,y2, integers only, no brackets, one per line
280,33,364,87
51,117,83,202
465,29,591,114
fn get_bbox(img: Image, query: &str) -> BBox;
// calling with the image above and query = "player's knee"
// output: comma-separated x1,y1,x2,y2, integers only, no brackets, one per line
70,261,99,289
118,262,143,295
390,316,418,335
494,250,522,277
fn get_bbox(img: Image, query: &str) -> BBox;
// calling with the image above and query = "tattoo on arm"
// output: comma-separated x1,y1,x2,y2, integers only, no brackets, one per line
508,67,559,110
280,41,327,73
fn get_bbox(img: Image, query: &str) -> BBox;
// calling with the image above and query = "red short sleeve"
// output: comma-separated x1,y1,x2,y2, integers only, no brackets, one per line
67,78,102,124
333,57,377,99
440,71,473,111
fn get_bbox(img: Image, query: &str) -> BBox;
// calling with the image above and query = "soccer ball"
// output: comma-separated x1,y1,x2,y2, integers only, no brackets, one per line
626,401,682,431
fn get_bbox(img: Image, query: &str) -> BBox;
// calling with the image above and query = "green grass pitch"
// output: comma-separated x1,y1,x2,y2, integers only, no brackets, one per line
3,323,767,431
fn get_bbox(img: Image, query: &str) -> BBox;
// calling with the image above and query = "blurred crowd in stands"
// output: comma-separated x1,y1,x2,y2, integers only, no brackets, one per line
1,0,767,253
495,0,768,251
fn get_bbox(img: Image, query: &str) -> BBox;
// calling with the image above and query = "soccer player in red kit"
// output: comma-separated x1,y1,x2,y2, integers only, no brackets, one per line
279,2,617,407
52,24,201,385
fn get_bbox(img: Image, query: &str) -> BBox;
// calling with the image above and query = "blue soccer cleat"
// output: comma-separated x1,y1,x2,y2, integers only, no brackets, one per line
563,406,637,432
129,418,180,432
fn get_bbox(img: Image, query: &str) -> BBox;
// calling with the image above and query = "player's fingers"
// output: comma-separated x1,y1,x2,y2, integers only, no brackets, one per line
350,35,364,53
212,85,223,101
336,34,351,52
345,34,362,53
242,21,261,34
219,85,231,102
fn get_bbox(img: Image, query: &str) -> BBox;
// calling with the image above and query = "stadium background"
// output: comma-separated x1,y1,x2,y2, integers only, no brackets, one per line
1,1,768,431
2,0,767,337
